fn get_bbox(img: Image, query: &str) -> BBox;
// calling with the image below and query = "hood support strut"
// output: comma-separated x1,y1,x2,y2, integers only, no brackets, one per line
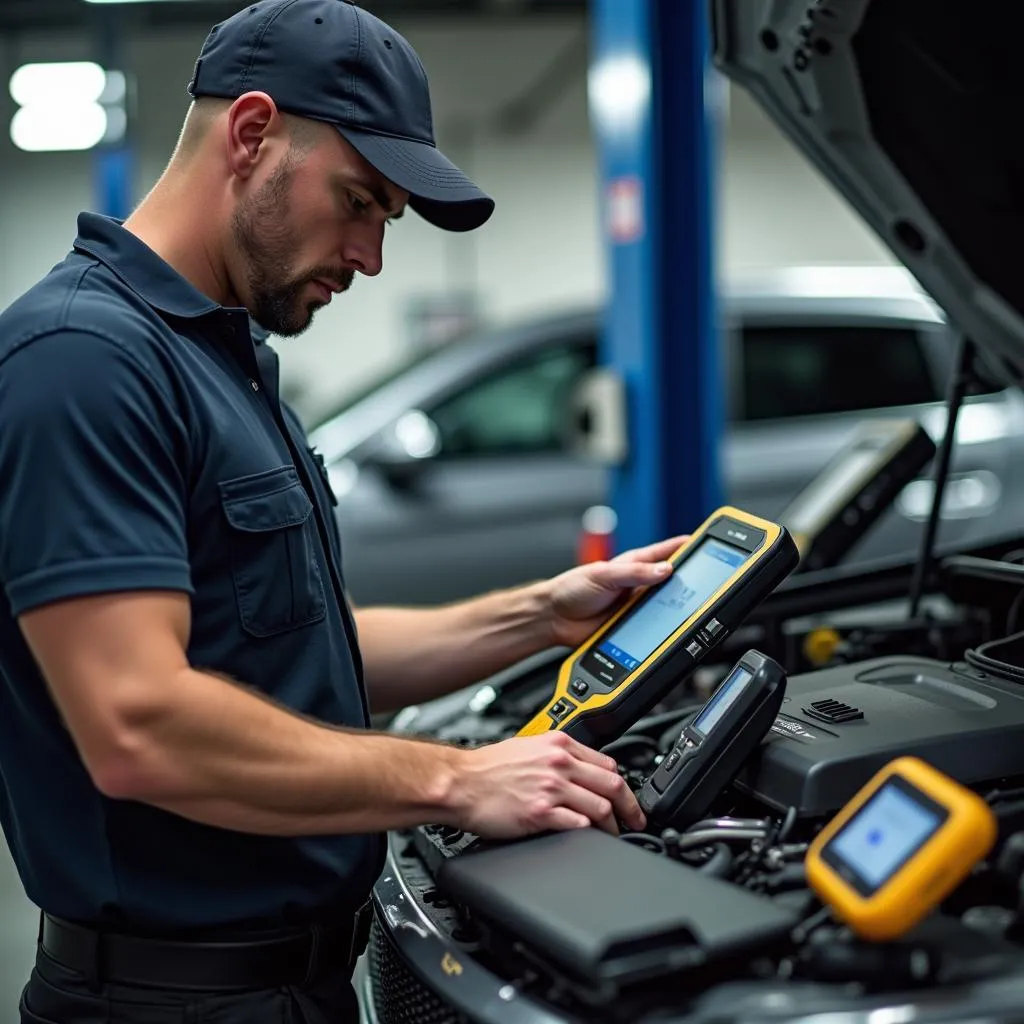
908,334,979,618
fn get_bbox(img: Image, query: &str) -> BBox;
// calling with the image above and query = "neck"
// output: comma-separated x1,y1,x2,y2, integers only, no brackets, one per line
123,165,239,307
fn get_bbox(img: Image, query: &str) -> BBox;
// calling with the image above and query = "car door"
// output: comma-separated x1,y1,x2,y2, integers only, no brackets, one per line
338,338,602,606
724,314,952,566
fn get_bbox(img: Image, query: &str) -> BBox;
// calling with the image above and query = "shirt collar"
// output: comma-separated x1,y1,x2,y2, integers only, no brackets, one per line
72,212,227,320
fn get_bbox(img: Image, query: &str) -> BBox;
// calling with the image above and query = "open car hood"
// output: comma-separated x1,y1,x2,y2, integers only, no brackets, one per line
711,0,1024,385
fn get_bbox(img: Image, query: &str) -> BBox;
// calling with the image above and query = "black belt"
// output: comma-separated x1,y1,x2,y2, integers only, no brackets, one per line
39,904,373,992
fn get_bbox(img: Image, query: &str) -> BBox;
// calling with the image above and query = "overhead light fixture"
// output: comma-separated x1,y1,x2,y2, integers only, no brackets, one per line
10,61,107,107
11,104,109,152
9,61,127,152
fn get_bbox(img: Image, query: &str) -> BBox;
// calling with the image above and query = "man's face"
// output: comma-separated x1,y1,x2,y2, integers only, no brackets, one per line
230,129,407,337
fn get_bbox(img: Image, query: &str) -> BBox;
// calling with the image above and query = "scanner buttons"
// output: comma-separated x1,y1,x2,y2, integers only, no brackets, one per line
662,739,697,776
570,678,590,698
697,617,727,648
549,697,576,721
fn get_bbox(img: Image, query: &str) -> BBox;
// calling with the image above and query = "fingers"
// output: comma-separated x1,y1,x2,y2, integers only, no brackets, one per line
616,534,690,565
568,758,646,831
543,734,646,832
592,558,673,591
559,783,620,834
554,732,618,773
542,807,593,832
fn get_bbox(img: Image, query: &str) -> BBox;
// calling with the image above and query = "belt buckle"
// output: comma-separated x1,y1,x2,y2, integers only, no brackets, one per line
349,902,372,968
302,903,372,984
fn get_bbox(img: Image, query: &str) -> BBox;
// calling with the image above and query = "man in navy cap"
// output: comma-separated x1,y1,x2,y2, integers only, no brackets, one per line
0,1,682,1020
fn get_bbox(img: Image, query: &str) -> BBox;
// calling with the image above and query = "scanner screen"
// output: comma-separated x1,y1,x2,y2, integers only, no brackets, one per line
598,538,747,671
693,666,753,736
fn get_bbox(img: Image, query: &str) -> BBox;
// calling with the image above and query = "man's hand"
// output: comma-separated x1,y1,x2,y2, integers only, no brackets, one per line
542,535,690,649
448,732,645,840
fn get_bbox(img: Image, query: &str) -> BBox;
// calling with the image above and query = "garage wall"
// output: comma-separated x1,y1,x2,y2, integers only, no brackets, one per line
0,11,895,422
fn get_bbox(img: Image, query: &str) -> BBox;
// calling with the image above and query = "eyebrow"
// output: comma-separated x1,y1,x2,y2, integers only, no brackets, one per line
334,173,405,219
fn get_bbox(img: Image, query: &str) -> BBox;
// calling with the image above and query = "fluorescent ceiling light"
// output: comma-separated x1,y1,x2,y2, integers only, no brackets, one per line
11,104,109,152
9,62,128,152
10,61,107,107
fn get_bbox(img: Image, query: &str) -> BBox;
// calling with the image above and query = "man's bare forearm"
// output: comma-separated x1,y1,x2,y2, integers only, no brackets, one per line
110,666,464,836
356,581,558,713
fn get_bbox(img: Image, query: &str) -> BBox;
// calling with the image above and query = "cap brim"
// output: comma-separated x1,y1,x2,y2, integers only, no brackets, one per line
337,126,494,233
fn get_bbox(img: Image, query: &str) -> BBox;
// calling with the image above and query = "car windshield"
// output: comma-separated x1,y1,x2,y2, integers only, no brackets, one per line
309,324,487,428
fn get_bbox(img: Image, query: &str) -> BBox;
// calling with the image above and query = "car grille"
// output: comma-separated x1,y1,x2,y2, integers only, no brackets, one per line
367,915,472,1024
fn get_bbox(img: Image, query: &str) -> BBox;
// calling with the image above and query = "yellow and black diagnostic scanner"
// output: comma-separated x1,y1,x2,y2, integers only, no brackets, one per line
518,507,799,749
780,419,935,572
638,650,787,828
806,756,997,941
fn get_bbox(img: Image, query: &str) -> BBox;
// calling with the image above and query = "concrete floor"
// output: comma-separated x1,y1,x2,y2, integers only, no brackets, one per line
0,842,38,1011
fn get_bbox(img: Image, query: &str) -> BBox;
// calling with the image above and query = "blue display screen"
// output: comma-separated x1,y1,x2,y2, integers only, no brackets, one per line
598,538,747,670
693,667,753,736
828,781,943,891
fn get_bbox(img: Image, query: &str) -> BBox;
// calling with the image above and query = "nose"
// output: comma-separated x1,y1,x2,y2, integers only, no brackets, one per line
341,228,384,278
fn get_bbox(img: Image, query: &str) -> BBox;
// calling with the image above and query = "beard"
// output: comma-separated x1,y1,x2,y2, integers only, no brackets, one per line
230,156,353,338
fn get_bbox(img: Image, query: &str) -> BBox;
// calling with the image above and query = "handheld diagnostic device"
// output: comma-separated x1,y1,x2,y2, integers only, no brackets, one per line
638,650,787,828
806,756,997,941
780,419,935,571
518,507,798,749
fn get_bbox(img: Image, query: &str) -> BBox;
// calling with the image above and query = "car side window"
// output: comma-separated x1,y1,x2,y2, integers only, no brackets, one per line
739,324,939,422
429,342,595,457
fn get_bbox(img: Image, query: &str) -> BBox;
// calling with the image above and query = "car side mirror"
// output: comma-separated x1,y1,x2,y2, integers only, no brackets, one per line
562,368,628,465
366,410,441,490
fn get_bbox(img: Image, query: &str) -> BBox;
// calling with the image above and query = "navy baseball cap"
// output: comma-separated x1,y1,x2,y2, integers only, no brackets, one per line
188,0,494,232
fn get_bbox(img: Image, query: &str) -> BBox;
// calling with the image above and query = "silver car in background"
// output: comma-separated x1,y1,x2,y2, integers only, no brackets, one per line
308,266,1024,606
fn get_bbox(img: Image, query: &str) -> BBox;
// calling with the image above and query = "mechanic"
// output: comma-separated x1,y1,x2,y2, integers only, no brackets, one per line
0,2,676,1022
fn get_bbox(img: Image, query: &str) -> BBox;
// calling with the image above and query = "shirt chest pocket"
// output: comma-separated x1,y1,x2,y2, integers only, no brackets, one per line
219,467,327,637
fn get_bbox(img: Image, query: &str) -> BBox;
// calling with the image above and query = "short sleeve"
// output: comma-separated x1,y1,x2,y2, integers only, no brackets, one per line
0,330,193,616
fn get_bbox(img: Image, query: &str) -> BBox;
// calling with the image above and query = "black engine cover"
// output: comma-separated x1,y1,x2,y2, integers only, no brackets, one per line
735,657,1024,817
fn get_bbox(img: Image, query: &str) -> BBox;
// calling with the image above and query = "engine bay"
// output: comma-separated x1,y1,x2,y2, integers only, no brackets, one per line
368,549,1024,1024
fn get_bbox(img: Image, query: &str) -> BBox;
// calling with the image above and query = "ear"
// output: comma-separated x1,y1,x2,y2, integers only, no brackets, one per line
225,92,284,181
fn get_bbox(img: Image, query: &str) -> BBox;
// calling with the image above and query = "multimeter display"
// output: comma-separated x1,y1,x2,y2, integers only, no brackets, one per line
597,540,749,674
822,778,947,896
806,756,998,941
692,665,753,736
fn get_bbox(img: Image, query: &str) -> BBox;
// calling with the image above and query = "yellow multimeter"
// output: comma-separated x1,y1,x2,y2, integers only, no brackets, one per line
518,506,798,749
806,757,997,942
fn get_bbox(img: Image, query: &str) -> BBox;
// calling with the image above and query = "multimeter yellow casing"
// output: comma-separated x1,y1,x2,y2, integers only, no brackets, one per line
518,506,798,749
806,756,997,941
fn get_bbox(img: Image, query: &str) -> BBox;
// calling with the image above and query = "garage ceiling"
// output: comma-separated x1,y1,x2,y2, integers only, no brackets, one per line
0,0,587,35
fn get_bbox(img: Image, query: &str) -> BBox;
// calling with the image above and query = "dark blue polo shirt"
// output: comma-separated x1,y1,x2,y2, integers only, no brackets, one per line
0,213,383,932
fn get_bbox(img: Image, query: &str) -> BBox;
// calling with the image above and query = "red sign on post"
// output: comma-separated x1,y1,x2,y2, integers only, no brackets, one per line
606,175,645,244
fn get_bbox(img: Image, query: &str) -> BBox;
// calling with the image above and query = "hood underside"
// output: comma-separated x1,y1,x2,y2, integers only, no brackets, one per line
711,0,1024,385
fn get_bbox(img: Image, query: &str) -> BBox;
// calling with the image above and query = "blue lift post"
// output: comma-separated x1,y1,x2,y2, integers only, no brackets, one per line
95,145,134,221
590,0,723,553
93,13,133,220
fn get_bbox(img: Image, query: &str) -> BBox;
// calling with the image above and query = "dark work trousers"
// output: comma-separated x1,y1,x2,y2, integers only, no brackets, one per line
19,947,361,1023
